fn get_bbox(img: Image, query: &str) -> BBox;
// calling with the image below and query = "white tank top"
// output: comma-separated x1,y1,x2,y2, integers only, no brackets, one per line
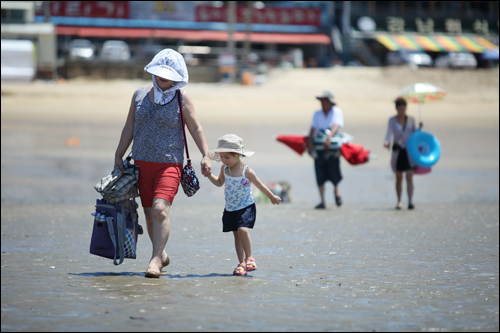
224,165,255,211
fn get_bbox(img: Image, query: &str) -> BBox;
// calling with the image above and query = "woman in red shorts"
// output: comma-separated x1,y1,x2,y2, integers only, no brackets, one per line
114,49,211,278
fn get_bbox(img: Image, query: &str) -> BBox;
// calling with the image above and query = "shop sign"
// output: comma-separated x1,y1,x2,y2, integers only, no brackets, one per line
195,5,321,26
384,16,496,35
36,1,129,18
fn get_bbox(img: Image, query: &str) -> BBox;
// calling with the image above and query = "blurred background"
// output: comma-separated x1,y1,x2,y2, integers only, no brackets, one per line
1,1,499,83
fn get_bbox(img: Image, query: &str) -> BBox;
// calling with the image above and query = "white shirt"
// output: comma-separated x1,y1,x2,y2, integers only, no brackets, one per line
311,107,344,130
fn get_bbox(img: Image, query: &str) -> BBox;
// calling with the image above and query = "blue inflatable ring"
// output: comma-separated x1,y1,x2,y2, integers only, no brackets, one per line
407,130,441,168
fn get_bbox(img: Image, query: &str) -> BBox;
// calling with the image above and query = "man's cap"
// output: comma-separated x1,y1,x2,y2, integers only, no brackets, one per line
316,91,336,105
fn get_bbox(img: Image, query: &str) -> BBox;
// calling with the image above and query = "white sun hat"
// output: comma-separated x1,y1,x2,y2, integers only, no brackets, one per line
144,48,189,105
145,64,183,82
144,48,188,82
207,134,255,162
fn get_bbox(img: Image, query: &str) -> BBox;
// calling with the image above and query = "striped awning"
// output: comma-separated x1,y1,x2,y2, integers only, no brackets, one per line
377,34,499,53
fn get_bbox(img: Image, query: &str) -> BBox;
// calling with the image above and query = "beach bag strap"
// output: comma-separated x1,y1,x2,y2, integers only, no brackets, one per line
105,215,125,266
177,90,190,161
108,202,127,266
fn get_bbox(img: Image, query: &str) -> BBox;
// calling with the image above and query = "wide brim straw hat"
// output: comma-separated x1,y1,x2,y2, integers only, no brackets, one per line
207,134,255,162
316,90,336,105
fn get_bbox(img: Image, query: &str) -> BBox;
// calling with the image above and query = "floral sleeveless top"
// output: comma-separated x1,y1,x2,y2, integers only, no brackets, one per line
132,87,184,164
224,165,255,211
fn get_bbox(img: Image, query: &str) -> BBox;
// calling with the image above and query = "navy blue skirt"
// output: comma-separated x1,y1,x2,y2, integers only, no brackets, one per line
222,203,256,232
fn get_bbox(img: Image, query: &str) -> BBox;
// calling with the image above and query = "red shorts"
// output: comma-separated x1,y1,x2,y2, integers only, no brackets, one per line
135,160,182,207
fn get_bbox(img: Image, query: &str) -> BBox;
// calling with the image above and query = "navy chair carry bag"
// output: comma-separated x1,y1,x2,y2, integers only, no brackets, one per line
90,198,140,265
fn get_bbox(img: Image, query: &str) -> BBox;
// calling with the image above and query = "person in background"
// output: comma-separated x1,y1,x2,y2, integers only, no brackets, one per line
384,98,423,210
308,91,344,209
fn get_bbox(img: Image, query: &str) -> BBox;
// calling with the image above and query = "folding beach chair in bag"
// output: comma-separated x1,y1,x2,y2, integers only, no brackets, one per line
90,198,140,265
90,153,142,265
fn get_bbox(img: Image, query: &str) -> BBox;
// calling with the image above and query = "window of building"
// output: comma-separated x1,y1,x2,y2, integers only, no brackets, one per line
1,9,26,23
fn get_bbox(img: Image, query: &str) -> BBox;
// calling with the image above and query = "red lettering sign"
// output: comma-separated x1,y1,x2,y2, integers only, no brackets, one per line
36,1,130,19
195,5,321,26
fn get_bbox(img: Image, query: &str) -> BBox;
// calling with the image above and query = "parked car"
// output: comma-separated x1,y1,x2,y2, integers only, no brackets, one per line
68,39,95,60
1,39,35,81
386,50,433,67
434,52,477,68
136,44,164,61
101,40,130,61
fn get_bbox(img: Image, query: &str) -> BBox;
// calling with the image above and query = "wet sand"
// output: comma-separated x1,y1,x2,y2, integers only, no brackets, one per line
1,67,499,331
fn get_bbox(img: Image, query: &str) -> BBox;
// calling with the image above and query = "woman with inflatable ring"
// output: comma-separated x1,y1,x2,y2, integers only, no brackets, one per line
383,98,423,210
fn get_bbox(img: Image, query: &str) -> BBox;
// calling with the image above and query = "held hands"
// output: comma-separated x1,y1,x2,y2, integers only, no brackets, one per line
201,156,212,177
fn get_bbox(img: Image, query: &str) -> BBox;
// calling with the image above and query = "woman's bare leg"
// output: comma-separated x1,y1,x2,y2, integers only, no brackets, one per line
406,170,414,205
143,207,168,266
146,198,171,275
395,171,403,208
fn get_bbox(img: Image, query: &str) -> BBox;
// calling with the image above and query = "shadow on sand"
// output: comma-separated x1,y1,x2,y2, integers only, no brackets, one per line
69,272,240,278
69,272,145,277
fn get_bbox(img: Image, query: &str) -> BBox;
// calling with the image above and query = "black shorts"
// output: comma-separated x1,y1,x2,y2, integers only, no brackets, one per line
222,203,256,232
314,153,342,186
396,149,416,172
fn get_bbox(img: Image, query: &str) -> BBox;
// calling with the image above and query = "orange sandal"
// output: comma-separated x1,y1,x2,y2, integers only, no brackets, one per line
245,257,257,271
233,263,247,276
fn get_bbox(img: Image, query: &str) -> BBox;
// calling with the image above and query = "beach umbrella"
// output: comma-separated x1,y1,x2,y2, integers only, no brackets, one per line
340,142,372,165
276,135,308,155
396,83,446,123
276,134,376,165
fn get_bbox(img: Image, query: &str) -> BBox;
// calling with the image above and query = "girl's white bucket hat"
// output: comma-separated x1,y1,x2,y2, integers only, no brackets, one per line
207,134,255,162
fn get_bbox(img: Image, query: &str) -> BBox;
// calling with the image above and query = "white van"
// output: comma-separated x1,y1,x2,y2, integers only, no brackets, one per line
1,39,36,81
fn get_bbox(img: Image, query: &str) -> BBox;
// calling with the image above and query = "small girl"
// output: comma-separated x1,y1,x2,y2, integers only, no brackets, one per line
206,134,282,276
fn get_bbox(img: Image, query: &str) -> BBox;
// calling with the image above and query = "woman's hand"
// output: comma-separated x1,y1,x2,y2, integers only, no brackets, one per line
114,156,124,171
201,156,212,177
383,141,390,150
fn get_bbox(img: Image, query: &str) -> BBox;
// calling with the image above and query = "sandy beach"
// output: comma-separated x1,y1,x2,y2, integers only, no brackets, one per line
1,66,499,331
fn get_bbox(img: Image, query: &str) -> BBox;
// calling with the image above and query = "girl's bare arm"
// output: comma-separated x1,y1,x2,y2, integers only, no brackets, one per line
245,167,281,205
207,165,225,187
